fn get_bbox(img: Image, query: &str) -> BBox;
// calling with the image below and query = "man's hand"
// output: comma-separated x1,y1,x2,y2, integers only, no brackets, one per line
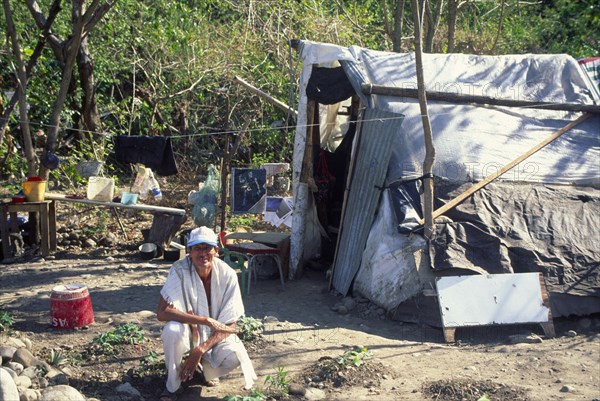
180,346,204,382
205,317,239,334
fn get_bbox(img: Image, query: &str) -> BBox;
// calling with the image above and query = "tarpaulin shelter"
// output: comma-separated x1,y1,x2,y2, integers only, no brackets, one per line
289,40,600,324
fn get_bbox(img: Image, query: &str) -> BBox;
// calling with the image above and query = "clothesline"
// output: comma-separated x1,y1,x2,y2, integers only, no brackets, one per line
0,113,409,140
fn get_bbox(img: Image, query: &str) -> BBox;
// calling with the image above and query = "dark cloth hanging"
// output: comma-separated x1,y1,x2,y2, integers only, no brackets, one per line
306,67,355,105
114,135,178,176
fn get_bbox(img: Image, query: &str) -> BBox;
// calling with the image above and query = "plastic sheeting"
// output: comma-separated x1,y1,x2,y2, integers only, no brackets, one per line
429,180,600,316
292,41,600,316
354,191,429,311
343,49,600,186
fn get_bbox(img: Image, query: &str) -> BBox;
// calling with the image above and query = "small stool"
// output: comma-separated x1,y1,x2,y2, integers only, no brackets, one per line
1,201,57,262
224,242,285,294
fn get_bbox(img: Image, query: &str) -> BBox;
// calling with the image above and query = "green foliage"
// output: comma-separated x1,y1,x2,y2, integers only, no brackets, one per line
92,323,145,355
0,311,15,332
47,348,68,367
335,347,372,369
227,214,257,232
133,351,166,377
224,389,267,401
264,365,290,395
81,209,111,236
237,315,264,342
0,0,597,182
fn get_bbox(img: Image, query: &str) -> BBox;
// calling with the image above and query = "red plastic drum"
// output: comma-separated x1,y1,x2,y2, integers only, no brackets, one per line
50,284,94,329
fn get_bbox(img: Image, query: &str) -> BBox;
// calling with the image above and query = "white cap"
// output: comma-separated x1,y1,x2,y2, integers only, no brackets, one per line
187,226,218,247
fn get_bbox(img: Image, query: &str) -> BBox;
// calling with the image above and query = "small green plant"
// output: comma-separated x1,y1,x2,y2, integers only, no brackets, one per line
227,213,256,231
114,322,145,344
92,323,145,355
0,311,15,332
224,389,266,401
336,347,372,369
133,351,166,377
264,365,290,395
48,348,68,367
237,315,264,342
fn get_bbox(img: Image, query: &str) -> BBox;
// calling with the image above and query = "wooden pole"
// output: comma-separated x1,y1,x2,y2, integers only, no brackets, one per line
219,94,231,233
234,76,298,117
219,133,230,233
361,85,600,114
419,113,592,225
412,0,436,240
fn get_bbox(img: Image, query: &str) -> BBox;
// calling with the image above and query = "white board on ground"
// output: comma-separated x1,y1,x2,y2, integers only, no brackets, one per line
436,272,550,327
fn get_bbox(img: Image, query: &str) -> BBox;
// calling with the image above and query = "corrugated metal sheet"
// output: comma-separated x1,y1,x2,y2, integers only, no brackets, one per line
332,108,404,295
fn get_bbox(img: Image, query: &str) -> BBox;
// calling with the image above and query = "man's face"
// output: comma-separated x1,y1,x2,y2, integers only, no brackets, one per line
189,243,217,275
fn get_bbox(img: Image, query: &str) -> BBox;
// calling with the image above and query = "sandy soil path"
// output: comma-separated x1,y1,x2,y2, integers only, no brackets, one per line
1,255,599,401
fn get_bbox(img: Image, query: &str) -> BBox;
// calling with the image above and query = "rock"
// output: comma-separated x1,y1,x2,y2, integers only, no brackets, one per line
40,385,85,401
38,378,48,389
115,382,142,398
565,330,577,337
337,305,348,315
20,367,39,380
12,348,40,368
2,337,26,349
14,375,32,389
288,383,306,395
7,362,24,375
0,346,17,362
18,388,39,401
45,368,69,386
342,297,356,311
83,238,97,248
263,315,279,323
508,334,543,344
304,387,326,400
559,385,576,393
0,367,19,401
1,367,18,381
21,338,33,351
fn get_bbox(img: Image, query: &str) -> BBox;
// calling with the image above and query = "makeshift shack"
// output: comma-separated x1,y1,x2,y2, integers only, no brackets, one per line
289,40,600,325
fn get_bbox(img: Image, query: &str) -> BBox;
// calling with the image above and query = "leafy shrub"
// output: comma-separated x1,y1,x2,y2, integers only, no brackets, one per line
0,311,15,332
264,365,290,395
92,323,145,355
237,315,264,342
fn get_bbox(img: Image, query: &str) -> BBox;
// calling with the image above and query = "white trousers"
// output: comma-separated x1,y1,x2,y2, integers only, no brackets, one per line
162,321,241,393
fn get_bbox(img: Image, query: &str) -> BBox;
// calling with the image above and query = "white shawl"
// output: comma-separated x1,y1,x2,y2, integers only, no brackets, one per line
160,256,257,389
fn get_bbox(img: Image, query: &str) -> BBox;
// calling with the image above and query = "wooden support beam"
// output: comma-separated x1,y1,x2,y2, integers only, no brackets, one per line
361,84,600,114
419,113,592,225
234,76,298,117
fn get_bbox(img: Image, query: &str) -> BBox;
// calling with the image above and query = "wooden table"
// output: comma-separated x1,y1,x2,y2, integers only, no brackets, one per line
45,193,187,251
45,193,186,215
1,201,57,262
224,231,290,278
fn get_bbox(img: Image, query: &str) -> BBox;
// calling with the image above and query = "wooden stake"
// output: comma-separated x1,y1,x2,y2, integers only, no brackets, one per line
234,76,298,117
361,85,600,114
419,113,592,225
412,0,436,240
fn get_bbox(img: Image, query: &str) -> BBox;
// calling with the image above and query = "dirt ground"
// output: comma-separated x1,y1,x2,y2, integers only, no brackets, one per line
0,190,598,401
1,248,599,401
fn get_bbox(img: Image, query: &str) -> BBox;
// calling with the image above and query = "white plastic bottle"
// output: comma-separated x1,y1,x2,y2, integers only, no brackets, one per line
148,169,163,201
